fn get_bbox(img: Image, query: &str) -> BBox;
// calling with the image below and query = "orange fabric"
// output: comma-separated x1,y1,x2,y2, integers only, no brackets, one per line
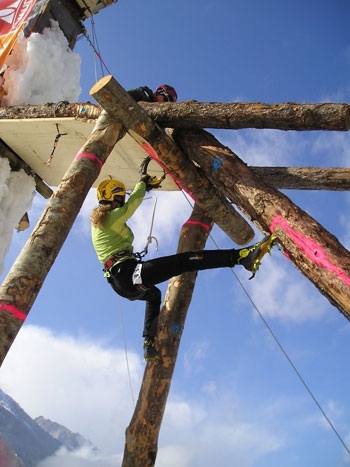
0,0,38,70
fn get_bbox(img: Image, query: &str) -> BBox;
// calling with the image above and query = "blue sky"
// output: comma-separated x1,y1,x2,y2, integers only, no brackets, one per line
1,1,350,466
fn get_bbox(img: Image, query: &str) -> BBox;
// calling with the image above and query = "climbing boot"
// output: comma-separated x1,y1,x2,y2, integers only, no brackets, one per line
237,235,277,279
143,338,161,362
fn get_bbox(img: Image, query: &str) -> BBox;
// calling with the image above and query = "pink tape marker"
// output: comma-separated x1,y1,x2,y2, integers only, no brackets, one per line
0,304,26,321
271,214,350,286
74,152,103,169
184,220,211,231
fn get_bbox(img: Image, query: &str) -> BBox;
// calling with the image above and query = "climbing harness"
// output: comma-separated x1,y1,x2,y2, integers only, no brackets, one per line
103,194,159,277
139,155,166,190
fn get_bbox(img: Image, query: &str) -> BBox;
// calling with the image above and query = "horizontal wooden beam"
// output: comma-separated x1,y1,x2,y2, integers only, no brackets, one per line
251,166,350,190
2,101,349,131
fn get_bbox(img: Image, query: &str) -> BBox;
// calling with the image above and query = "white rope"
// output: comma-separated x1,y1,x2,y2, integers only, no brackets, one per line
117,296,135,408
142,196,159,256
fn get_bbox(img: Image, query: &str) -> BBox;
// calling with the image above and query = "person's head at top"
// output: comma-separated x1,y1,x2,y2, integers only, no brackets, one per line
153,84,177,102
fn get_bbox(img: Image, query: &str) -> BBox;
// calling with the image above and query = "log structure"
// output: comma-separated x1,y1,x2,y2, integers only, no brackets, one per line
0,73,349,467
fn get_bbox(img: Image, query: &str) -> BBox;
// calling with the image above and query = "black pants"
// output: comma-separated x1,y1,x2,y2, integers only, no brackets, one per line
107,249,238,339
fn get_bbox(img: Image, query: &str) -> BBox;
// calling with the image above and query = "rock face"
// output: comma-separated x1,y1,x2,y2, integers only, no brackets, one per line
0,388,98,466
35,416,98,453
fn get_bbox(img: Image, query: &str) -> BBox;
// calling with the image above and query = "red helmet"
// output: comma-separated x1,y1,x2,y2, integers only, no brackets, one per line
155,84,177,102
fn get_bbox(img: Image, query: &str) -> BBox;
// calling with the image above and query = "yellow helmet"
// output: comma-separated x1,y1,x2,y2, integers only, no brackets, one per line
97,180,126,203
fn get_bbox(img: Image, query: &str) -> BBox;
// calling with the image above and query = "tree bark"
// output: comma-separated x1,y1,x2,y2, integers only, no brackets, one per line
122,204,213,467
0,112,125,366
1,101,350,131
250,166,350,190
0,102,101,120
141,101,350,131
173,128,350,320
90,74,254,245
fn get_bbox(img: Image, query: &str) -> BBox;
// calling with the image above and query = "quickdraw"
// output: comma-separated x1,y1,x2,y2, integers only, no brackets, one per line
138,196,159,258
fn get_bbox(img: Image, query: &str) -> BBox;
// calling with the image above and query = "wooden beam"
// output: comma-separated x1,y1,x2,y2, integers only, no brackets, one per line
0,139,53,199
141,101,350,131
173,128,350,320
0,112,124,366
122,204,213,467
251,166,350,191
90,75,254,245
2,101,350,131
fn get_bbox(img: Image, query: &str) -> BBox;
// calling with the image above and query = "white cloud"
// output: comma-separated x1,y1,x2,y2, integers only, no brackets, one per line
1,325,143,455
245,254,330,323
0,325,293,466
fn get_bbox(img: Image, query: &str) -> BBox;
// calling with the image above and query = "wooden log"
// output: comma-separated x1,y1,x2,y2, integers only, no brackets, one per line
251,166,350,191
1,101,350,131
0,112,124,366
89,75,254,245
0,102,101,120
122,204,213,467
0,139,53,199
141,101,350,131
173,128,350,320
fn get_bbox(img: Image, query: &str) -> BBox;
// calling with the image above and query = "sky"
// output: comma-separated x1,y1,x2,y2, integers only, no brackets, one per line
0,1,350,466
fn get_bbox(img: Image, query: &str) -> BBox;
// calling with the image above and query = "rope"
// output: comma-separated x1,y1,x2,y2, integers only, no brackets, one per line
179,189,350,455
81,7,112,78
138,196,159,258
117,296,135,408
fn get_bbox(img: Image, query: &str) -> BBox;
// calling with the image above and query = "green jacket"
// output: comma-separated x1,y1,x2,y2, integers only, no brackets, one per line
91,181,146,264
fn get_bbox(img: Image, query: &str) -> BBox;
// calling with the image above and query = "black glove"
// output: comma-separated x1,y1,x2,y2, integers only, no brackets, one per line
140,174,153,191
140,174,151,183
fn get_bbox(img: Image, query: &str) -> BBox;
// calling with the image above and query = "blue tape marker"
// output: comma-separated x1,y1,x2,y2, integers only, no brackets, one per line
171,323,181,334
212,157,223,170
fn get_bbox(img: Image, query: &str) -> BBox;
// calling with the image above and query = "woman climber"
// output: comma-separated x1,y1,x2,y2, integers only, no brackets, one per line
90,177,276,362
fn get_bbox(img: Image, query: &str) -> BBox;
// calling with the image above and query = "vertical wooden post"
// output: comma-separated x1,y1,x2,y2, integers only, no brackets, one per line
122,205,213,467
0,113,124,366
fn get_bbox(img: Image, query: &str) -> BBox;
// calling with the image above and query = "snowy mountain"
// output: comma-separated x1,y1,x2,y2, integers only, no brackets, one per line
0,388,97,466
35,416,98,454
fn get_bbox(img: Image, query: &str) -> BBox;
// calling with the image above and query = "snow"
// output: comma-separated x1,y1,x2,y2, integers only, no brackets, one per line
0,158,35,275
0,19,82,273
2,20,81,106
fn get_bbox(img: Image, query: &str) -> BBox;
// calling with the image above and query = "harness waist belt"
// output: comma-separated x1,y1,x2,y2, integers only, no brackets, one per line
103,250,135,270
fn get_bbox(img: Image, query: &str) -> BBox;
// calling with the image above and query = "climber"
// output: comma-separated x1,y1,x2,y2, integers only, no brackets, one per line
128,84,178,103
90,176,277,362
